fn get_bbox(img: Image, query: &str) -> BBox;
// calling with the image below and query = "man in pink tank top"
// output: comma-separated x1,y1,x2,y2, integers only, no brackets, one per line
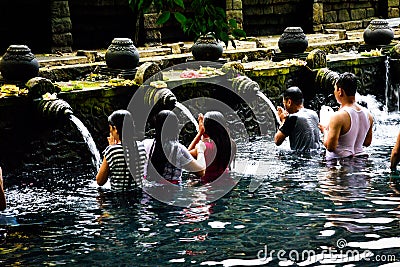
319,72,374,161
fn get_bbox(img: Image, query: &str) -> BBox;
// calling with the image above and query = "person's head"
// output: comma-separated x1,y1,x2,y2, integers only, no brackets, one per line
335,72,358,97
203,111,227,138
203,111,233,171
155,110,179,142
150,110,180,177
281,86,304,113
108,110,134,141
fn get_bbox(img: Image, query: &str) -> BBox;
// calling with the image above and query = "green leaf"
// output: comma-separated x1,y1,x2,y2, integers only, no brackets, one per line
228,19,238,28
232,29,247,38
156,11,171,25
174,12,187,25
215,7,226,18
173,0,185,8
200,24,207,35
137,0,144,11
220,31,229,43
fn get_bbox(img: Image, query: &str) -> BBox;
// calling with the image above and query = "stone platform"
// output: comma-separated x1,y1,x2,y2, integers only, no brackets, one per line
1,28,400,83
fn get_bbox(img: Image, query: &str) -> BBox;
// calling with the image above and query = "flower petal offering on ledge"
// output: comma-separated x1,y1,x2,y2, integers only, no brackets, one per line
149,81,168,88
107,78,136,87
0,84,20,97
42,92,58,100
55,81,84,92
180,69,204,78
360,48,382,57
179,66,225,79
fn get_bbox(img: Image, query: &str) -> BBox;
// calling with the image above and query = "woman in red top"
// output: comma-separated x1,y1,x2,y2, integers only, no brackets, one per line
189,111,236,184
0,167,6,211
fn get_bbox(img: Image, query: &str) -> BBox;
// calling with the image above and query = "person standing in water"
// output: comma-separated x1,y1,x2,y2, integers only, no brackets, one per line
96,110,147,191
274,86,321,152
319,72,374,161
390,131,400,171
188,111,236,184
0,167,6,211
145,110,206,185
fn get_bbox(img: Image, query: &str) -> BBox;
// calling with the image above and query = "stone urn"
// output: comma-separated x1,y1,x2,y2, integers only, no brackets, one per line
363,19,394,46
191,33,224,61
105,38,140,69
278,27,308,54
0,45,39,82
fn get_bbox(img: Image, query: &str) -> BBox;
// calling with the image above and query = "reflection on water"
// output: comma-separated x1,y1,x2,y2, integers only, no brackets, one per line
1,113,400,266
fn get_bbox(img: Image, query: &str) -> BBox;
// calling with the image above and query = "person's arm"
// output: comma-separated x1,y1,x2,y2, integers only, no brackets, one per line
183,141,206,177
363,112,374,147
96,157,110,186
274,130,286,146
390,132,400,171
277,106,288,124
188,113,205,157
274,106,288,146
323,112,343,152
274,115,295,146
229,139,237,170
0,167,6,211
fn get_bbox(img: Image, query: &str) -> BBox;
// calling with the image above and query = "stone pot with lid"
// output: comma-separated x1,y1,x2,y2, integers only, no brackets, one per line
363,19,394,46
105,38,140,69
191,33,224,61
0,45,39,82
278,27,308,54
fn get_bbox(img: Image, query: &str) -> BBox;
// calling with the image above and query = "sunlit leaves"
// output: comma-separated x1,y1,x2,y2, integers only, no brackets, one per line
156,11,171,24
130,0,247,47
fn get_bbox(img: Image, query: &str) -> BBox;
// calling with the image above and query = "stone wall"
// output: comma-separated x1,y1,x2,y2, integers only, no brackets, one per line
312,0,399,32
51,1,73,53
242,0,400,36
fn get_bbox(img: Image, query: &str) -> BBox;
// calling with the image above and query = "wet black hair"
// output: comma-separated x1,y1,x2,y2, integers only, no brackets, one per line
150,110,179,176
282,86,304,105
108,110,134,141
336,72,358,96
203,111,233,171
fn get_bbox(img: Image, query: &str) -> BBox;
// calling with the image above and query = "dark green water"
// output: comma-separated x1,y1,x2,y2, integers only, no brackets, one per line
1,112,400,266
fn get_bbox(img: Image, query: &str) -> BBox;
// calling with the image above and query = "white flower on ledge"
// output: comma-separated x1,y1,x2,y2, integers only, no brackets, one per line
42,92,58,100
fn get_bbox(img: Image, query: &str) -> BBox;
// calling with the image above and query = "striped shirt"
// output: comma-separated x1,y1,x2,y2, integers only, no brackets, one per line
103,141,146,191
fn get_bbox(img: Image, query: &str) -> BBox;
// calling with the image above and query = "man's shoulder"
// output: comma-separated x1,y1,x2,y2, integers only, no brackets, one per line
302,108,318,116
331,109,350,125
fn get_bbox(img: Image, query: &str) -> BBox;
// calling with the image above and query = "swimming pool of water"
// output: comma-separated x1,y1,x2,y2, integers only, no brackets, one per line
1,111,400,266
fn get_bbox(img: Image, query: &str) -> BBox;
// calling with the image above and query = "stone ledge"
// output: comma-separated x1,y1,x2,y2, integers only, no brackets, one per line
37,56,88,67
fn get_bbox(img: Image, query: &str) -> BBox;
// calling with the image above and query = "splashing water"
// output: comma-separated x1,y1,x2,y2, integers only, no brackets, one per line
175,102,199,130
69,114,102,170
356,93,388,123
385,56,390,110
385,57,400,112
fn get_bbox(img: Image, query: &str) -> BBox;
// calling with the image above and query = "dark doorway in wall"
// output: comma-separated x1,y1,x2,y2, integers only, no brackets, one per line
243,0,314,36
292,0,313,33
377,0,389,18
69,1,138,50
0,0,52,54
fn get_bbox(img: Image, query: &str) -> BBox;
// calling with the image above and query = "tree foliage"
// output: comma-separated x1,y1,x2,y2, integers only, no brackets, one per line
128,0,246,47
